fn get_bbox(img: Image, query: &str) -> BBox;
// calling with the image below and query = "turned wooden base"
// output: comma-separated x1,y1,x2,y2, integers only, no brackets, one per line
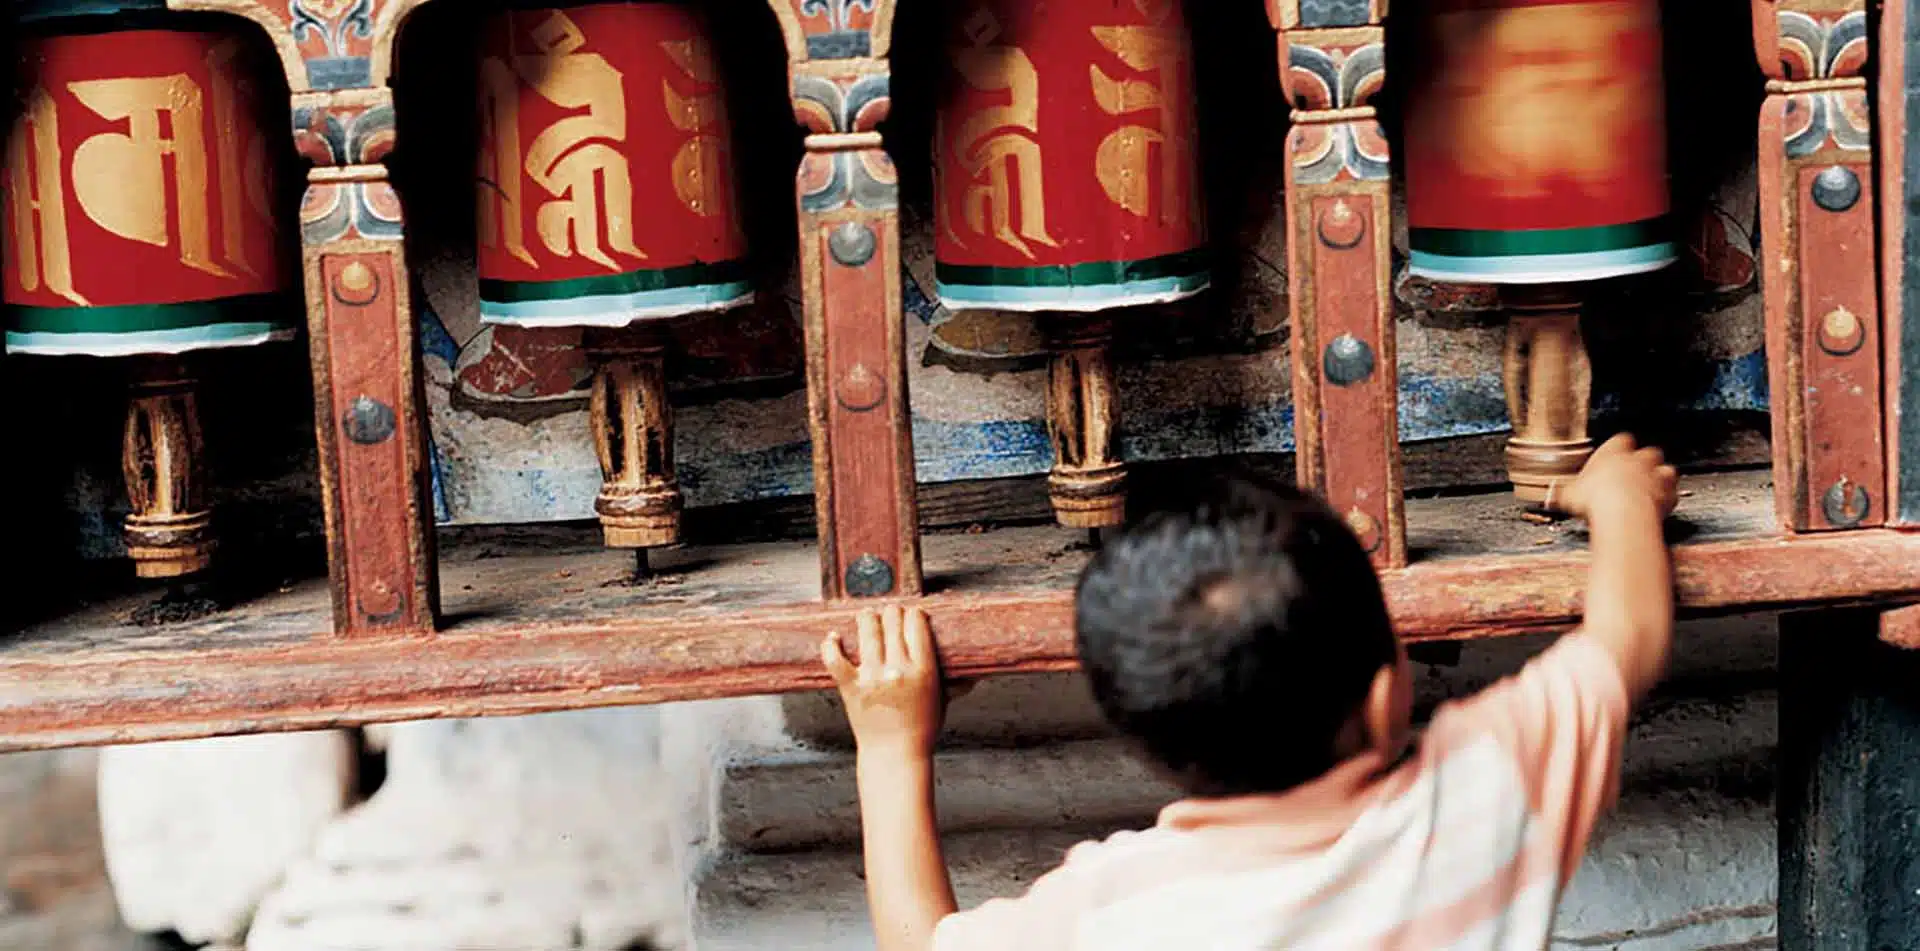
1041,315,1126,528
586,328,682,550
122,359,214,579
1501,286,1594,505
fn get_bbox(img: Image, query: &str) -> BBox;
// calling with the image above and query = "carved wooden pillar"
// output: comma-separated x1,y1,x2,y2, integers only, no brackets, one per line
1501,287,1594,505
1754,0,1889,532
1877,0,1920,528
585,327,681,549
164,3,438,633
122,358,214,579
1039,315,1124,529
1267,1,1405,568
774,0,922,599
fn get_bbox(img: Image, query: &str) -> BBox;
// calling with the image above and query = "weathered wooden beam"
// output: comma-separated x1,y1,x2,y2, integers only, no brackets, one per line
3,528,1913,753
1779,608,1920,951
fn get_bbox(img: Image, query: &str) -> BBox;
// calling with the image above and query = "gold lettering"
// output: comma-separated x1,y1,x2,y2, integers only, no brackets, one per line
69,74,229,279
478,46,536,267
516,12,646,270
205,39,257,277
1090,0,1199,226
6,88,89,305
944,9,1059,258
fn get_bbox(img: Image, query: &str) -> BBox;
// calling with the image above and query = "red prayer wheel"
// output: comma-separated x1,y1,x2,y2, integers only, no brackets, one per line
1403,0,1673,284
932,0,1211,528
1401,0,1675,502
933,0,1209,311
3,8,296,577
475,0,752,552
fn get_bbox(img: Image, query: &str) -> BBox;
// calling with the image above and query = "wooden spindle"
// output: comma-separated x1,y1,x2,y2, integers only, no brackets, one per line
122,356,214,579
1501,285,1593,504
1040,313,1125,528
586,327,681,550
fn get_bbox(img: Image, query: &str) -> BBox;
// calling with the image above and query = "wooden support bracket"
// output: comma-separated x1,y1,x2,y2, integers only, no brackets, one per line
1754,0,1889,532
1268,5,1405,568
293,88,439,636
777,0,922,599
1879,0,1920,526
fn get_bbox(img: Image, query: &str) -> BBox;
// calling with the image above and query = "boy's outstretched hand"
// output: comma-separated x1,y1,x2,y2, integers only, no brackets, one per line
1550,432,1679,521
823,604,947,757
1548,432,1678,706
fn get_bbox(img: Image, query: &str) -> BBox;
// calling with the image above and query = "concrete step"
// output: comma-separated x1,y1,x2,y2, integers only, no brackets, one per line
695,780,1775,951
720,688,1777,854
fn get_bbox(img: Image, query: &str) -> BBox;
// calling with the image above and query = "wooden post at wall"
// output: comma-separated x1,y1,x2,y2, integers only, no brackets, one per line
1753,0,1889,532
772,0,922,599
1266,0,1406,568
170,0,443,634
1878,0,1920,528
1779,608,1920,951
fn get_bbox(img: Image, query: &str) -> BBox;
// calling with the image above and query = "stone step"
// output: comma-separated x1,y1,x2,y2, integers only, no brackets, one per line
695,777,1776,951
701,770,1778,950
721,687,1777,854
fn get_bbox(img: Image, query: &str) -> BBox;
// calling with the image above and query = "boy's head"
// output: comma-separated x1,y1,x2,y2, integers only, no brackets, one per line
1074,471,1410,797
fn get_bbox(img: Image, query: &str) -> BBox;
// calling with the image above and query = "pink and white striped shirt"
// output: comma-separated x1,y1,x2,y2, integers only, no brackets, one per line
931,636,1630,951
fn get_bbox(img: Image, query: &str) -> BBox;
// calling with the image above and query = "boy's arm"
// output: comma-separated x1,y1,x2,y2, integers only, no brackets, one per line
1552,432,1679,705
823,606,959,951
856,744,957,951
1423,434,1676,883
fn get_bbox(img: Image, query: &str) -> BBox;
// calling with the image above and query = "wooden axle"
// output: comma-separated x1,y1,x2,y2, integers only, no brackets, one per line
585,327,682,550
1039,313,1125,528
1500,285,1594,505
121,357,213,579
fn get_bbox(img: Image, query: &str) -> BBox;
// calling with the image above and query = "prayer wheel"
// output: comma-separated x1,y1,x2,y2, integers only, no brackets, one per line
1403,0,1675,503
3,6,296,578
933,0,1210,528
476,0,751,554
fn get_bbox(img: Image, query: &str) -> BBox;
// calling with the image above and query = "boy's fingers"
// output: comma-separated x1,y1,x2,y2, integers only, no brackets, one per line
821,632,856,685
857,611,884,670
904,607,935,668
884,604,914,666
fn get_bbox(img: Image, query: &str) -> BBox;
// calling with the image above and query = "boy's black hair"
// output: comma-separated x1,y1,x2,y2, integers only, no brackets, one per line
1074,468,1398,796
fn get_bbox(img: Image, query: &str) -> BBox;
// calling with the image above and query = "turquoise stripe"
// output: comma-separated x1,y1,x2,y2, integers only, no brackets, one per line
6,323,293,356
480,281,753,325
1408,244,1676,283
936,273,1210,311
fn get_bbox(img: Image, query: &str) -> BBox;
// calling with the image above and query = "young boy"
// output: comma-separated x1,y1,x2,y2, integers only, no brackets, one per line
822,433,1679,951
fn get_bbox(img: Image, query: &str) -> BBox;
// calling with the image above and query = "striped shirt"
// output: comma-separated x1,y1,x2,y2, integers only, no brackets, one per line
931,636,1630,951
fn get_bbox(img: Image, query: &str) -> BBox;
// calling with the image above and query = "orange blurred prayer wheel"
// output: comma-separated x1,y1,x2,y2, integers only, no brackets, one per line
1403,0,1675,503
3,4,296,578
475,0,751,552
933,0,1210,528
